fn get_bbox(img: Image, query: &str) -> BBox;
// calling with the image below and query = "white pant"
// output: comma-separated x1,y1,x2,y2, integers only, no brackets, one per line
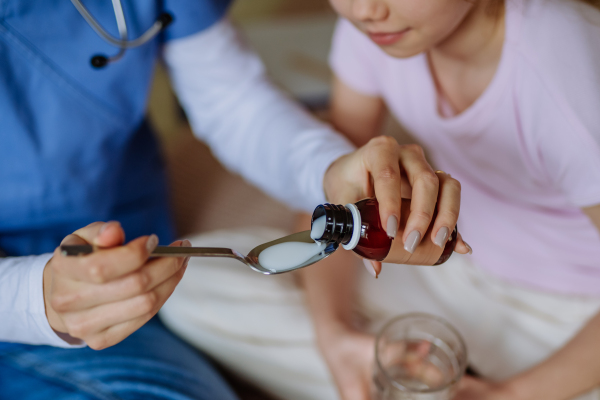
160,228,600,400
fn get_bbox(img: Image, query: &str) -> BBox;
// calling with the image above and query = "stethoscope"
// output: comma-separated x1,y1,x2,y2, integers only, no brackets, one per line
70,0,173,68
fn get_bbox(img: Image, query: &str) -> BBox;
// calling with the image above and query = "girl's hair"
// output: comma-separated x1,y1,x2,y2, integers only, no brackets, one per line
487,0,600,15
575,0,600,7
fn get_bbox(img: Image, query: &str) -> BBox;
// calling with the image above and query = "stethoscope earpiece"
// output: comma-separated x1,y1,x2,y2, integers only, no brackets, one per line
91,55,109,69
158,12,173,28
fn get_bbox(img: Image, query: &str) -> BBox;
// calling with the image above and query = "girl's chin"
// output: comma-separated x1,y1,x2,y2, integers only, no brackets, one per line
378,43,424,59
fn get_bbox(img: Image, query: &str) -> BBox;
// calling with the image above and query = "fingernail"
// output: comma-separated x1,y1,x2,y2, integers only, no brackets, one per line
99,221,118,236
386,215,398,238
404,230,421,254
363,259,377,278
464,241,473,255
146,234,159,253
434,227,449,248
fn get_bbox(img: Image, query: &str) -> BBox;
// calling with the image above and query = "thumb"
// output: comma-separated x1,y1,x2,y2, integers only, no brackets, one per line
69,221,126,248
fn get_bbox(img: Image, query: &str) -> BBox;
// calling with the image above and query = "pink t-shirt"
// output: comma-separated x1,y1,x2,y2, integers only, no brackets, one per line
330,0,600,295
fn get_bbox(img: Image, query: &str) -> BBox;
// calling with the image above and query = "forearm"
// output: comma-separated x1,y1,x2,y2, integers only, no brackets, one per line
164,18,355,212
507,310,600,400
329,75,385,147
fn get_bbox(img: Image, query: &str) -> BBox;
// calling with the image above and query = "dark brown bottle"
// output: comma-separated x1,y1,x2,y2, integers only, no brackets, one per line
311,198,457,265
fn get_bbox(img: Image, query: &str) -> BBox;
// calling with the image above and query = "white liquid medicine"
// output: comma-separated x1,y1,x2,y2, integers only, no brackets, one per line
310,214,327,241
258,216,327,272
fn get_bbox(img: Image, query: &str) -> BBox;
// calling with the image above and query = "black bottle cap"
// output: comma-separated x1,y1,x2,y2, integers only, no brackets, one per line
311,204,354,245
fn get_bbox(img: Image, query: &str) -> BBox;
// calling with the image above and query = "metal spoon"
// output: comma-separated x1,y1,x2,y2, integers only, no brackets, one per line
60,230,339,275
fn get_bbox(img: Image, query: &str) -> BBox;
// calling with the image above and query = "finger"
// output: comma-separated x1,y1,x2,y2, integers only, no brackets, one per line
62,286,161,342
363,136,403,238
85,313,153,350
398,145,439,253
453,232,472,255
87,260,189,350
400,174,413,199
405,340,430,363
93,221,126,248
96,255,187,332
430,172,461,248
415,339,432,357
65,260,187,346
68,221,125,248
51,241,188,311
54,234,159,283
421,363,445,387
380,340,407,366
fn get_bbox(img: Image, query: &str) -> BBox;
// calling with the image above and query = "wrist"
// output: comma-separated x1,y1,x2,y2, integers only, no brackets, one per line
42,257,65,333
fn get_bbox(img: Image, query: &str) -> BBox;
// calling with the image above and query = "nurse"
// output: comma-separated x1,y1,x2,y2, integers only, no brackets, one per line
0,0,464,398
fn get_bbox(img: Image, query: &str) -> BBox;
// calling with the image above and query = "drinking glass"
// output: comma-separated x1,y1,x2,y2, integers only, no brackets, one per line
371,313,468,400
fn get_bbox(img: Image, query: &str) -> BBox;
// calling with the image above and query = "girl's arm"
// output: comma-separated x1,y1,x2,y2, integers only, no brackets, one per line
300,77,386,338
458,204,600,400
298,77,386,400
507,204,600,400
329,76,387,146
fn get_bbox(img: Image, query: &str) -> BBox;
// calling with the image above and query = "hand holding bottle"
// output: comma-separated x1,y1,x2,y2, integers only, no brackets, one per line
323,138,471,274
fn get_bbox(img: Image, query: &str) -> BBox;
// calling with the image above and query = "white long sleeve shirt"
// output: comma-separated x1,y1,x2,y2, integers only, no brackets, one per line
0,18,355,347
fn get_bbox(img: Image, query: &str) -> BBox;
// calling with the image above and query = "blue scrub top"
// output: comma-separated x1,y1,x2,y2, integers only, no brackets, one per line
0,0,232,256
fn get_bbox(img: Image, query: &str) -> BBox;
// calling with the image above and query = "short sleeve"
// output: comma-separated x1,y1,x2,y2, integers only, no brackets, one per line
162,0,233,41
328,18,381,96
518,0,600,208
538,112,600,208
519,66,600,208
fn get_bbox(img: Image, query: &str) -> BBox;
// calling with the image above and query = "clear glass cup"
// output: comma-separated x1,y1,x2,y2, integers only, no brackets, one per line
371,313,468,400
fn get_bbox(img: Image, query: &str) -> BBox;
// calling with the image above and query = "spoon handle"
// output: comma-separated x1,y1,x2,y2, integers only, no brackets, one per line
60,244,239,259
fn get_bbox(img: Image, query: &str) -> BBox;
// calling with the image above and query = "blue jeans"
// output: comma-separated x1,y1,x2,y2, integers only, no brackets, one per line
0,318,239,400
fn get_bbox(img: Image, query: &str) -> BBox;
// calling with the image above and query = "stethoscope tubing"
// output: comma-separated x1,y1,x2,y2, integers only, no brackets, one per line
70,0,163,49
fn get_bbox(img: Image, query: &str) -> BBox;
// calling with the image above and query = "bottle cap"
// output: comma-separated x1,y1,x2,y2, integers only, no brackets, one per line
342,203,361,250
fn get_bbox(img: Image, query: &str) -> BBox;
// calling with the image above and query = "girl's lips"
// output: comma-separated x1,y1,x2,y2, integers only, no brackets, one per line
367,29,410,46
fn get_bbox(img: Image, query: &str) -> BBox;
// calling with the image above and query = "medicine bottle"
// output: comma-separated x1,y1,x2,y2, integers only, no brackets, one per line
310,198,457,265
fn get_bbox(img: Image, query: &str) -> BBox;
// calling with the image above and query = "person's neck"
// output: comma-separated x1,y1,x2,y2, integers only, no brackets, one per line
430,1,505,68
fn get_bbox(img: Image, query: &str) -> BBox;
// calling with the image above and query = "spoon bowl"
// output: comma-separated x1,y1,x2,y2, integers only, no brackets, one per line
60,230,338,275
247,230,338,274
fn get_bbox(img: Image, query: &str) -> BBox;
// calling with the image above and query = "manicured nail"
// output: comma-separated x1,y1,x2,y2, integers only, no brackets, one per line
404,230,421,254
363,259,377,278
146,234,159,253
464,241,473,255
434,227,449,248
386,215,398,238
